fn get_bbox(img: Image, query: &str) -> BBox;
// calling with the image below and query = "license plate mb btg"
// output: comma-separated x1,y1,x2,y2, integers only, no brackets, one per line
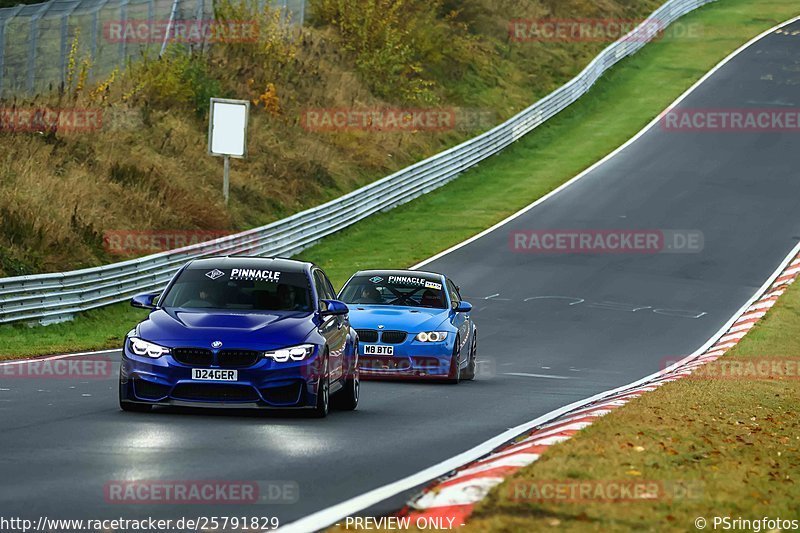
363,345,393,356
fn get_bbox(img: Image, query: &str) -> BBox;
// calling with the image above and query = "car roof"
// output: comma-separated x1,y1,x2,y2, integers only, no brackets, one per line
186,256,313,274
352,269,445,280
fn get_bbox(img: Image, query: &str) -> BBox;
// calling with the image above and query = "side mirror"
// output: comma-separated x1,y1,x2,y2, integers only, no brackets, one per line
454,301,472,313
131,292,160,310
320,299,349,316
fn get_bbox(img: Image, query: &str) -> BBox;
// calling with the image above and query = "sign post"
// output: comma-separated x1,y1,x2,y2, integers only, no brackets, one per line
208,98,250,205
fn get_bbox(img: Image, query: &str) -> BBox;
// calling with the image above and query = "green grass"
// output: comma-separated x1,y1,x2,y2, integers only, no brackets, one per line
1,0,798,359
0,305,148,360
464,268,800,531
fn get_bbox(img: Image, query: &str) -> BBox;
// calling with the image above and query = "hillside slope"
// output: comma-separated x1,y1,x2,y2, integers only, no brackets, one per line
0,0,661,276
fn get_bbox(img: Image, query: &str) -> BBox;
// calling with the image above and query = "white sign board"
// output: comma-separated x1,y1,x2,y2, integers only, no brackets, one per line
208,98,249,158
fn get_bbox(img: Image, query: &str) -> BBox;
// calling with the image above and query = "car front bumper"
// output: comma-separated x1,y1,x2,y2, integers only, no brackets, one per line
357,339,454,378
119,346,324,409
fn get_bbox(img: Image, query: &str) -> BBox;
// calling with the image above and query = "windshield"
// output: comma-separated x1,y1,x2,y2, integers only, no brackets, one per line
160,266,312,312
339,274,447,309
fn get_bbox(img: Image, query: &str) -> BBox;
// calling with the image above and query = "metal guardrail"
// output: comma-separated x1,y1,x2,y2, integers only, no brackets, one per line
0,0,715,325
0,0,305,96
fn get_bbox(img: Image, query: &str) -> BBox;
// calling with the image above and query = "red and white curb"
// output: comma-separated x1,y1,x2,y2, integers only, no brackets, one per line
400,254,800,526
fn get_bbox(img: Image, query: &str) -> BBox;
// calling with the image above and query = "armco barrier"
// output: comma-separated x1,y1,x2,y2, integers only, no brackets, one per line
0,0,715,325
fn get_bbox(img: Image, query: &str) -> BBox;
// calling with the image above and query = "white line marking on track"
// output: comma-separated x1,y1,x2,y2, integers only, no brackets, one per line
504,372,573,380
0,348,118,367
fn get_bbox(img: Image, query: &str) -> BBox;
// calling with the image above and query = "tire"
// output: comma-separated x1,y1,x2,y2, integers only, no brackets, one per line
310,354,330,418
333,342,359,411
462,332,477,381
333,372,359,411
446,335,462,384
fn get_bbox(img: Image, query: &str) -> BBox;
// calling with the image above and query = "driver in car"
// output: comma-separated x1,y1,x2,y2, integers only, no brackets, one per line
358,286,382,304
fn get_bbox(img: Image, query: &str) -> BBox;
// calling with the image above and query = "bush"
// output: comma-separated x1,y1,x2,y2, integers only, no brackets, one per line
311,0,443,103
128,49,222,116
213,1,299,98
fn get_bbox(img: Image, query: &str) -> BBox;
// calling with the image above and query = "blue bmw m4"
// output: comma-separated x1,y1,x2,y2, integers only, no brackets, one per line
338,270,477,383
119,257,358,417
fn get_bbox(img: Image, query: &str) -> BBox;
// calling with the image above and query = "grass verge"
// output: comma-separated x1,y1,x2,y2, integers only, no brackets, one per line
0,305,148,361
464,274,800,531
1,0,798,359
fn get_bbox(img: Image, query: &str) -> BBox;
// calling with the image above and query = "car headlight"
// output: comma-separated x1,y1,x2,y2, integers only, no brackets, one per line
129,337,171,358
415,331,449,342
264,344,316,362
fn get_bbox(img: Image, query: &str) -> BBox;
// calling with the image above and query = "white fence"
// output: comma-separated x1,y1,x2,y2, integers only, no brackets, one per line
0,0,304,96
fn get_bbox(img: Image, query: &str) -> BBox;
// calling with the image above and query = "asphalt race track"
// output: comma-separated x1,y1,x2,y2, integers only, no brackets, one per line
2,21,800,531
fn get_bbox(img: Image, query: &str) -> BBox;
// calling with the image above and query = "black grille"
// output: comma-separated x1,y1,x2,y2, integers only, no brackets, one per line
133,378,170,400
172,348,213,366
356,329,379,343
380,330,407,344
217,349,261,368
171,383,259,402
260,383,303,405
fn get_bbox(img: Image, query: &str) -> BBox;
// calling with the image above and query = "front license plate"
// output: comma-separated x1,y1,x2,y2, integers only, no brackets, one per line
191,368,238,381
363,345,394,356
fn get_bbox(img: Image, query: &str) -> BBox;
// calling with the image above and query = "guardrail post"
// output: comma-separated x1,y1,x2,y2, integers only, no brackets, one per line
146,0,154,54
90,10,98,61
0,19,5,99
160,0,179,57
87,0,112,82
194,0,203,52
118,0,128,68
26,18,38,93
59,14,68,87
26,3,52,94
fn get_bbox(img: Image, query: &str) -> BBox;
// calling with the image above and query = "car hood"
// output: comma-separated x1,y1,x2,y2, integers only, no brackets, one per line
347,305,449,332
136,308,316,349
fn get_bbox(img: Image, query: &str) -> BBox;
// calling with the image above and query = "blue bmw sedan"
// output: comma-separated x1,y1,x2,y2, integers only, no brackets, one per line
119,257,358,417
